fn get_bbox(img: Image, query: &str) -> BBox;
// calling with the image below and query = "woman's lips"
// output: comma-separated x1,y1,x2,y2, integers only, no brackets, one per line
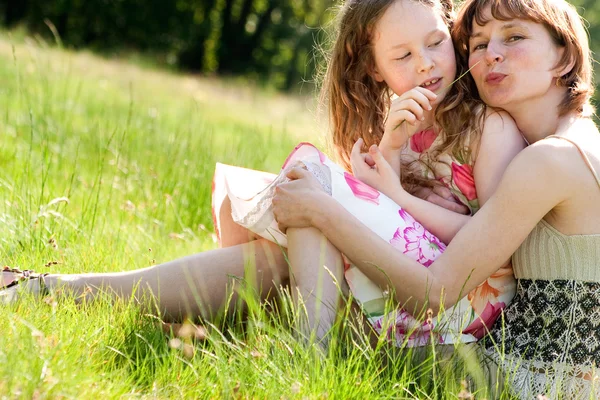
485,72,507,85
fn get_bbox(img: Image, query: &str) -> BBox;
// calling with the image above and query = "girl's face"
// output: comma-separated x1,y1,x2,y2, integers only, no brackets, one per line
467,7,564,111
371,0,457,104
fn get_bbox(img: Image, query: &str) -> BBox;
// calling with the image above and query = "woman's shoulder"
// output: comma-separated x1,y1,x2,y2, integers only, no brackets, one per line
529,119,598,156
513,136,584,182
528,127,600,179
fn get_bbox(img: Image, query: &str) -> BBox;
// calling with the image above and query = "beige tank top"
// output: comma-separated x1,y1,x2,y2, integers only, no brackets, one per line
512,135,600,281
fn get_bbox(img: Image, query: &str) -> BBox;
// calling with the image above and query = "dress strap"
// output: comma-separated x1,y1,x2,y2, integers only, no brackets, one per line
545,135,600,190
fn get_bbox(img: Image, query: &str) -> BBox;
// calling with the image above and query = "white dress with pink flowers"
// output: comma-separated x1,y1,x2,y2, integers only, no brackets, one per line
212,139,515,347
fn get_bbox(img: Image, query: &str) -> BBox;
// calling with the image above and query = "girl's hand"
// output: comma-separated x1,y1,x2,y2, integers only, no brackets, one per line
413,185,470,215
381,87,437,151
351,138,403,196
272,166,328,232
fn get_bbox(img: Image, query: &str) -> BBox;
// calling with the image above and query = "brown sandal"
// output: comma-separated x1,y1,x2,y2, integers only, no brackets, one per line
1,266,49,303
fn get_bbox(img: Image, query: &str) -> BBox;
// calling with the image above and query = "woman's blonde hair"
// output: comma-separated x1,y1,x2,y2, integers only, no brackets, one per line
453,0,594,117
320,0,487,191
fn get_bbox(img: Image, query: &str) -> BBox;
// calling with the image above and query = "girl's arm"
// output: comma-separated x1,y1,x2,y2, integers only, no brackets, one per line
301,142,568,313
378,88,439,176
353,110,526,244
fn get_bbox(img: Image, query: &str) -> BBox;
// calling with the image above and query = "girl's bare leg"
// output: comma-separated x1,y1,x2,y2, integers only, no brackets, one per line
218,196,259,247
42,239,288,322
287,227,344,343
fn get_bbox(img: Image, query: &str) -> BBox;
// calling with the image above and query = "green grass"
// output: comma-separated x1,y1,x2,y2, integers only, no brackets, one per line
0,35,514,399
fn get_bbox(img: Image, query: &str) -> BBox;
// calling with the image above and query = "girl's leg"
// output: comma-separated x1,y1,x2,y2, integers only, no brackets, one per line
218,196,260,247
286,227,344,343
42,239,289,321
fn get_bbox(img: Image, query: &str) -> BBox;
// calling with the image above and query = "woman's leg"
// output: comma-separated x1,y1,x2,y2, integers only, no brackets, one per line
41,239,289,322
286,227,344,343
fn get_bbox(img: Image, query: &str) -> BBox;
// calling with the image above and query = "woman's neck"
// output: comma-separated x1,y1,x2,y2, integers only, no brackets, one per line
503,88,567,144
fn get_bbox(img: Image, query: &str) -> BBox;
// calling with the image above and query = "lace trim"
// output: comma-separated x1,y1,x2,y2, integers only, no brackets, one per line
304,161,332,195
486,351,600,398
230,161,332,232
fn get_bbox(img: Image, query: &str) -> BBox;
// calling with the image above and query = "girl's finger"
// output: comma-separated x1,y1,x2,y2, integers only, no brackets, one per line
352,138,364,153
395,98,426,121
432,184,455,201
412,86,438,102
277,221,287,234
285,166,310,180
368,145,392,173
392,109,419,126
394,89,434,112
351,138,366,164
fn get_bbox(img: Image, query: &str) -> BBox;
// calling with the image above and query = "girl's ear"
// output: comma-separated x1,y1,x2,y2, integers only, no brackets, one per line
369,60,385,82
372,66,385,82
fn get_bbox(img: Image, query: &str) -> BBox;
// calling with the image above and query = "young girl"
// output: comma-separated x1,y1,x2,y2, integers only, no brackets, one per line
3,0,523,347
211,0,524,345
273,0,600,396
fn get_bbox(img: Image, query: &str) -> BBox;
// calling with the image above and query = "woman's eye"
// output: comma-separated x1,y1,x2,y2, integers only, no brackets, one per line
398,52,411,60
429,40,443,48
472,43,487,51
507,35,524,43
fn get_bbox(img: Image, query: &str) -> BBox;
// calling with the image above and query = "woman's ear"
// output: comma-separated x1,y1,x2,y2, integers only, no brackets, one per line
555,47,576,79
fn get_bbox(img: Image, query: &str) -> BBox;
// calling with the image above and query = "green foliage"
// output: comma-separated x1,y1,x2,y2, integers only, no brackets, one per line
0,0,336,91
2,0,599,98
571,0,600,109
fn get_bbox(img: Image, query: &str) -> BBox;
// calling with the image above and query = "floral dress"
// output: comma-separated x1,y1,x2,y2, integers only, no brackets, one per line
212,134,515,347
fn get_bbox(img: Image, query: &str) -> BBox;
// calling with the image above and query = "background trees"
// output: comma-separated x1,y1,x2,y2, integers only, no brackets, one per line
0,0,335,91
0,0,598,97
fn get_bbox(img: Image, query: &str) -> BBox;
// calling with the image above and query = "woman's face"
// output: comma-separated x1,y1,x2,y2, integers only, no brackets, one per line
467,7,564,111
371,0,457,105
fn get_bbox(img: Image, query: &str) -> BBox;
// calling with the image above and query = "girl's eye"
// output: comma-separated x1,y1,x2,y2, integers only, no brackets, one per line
471,43,487,51
429,39,443,48
398,52,411,61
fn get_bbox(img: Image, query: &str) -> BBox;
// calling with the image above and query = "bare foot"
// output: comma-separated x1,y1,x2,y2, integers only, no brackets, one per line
0,268,21,288
160,321,208,341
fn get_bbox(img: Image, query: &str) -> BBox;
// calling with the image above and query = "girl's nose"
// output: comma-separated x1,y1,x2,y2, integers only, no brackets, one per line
417,53,435,73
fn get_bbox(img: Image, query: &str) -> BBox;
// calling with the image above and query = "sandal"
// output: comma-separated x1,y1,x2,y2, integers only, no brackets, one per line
1,266,50,304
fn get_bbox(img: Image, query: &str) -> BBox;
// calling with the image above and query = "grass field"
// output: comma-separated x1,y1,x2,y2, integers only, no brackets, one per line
0,35,513,399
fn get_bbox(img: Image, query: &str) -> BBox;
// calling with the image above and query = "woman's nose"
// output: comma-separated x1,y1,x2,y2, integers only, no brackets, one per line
485,41,504,66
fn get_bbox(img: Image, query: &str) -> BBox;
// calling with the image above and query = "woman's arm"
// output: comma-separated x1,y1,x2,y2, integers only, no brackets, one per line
353,110,526,244
275,143,567,313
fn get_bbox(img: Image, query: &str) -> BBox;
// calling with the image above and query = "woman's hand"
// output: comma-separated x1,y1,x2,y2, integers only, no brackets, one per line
272,166,329,232
380,87,437,151
350,138,403,196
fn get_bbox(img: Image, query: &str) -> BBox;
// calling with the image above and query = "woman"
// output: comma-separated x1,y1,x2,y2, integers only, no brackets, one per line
273,0,600,396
